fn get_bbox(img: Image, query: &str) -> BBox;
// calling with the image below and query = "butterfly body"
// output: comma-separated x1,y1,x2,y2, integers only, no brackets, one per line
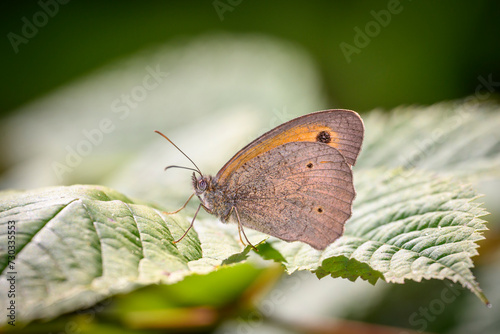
192,174,233,222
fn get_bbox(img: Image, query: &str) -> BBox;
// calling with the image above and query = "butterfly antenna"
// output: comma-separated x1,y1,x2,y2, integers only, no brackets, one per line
155,130,203,175
164,165,199,173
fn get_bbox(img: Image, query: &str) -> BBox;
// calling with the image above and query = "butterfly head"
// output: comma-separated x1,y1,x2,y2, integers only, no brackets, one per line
192,173,211,193
192,173,216,208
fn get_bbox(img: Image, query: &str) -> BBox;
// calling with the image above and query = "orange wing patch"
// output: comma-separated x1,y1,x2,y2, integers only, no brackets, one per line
218,125,339,181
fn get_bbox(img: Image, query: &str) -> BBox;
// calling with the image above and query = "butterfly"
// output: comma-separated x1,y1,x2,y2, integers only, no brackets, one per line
156,109,364,250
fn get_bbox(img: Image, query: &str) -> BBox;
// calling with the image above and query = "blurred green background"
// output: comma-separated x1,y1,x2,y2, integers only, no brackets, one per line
1,0,499,115
2,1,500,333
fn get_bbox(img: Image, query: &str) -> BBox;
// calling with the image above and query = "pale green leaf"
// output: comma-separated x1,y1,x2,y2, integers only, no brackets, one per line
0,166,490,325
268,169,489,304
0,185,238,323
358,100,500,178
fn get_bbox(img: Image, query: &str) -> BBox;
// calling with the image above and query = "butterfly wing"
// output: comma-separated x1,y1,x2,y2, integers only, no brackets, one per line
224,141,354,250
216,109,364,184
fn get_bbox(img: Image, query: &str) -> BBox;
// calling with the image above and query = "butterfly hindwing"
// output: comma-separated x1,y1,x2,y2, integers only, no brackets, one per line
223,141,354,250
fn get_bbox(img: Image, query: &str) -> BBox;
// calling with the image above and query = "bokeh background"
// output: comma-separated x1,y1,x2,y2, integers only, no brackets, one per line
1,1,500,333
2,0,500,115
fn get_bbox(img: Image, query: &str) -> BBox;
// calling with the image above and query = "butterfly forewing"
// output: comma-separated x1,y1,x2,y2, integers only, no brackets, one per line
216,109,364,184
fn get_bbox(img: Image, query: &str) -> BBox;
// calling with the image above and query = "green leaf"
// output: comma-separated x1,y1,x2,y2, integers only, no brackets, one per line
313,256,384,285
0,185,236,324
255,242,287,264
0,167,490,325
221,246,252,266
357,101,500,178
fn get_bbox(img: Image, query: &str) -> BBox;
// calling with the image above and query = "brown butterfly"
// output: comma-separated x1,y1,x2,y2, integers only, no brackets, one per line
157,109,364,250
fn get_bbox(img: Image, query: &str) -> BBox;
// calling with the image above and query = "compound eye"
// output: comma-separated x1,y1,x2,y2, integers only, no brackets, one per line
198,179,207,191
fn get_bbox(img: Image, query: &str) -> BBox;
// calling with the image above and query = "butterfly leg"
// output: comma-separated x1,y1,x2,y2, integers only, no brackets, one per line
172,202,202,244
164,193,195,214
233,207,258,251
